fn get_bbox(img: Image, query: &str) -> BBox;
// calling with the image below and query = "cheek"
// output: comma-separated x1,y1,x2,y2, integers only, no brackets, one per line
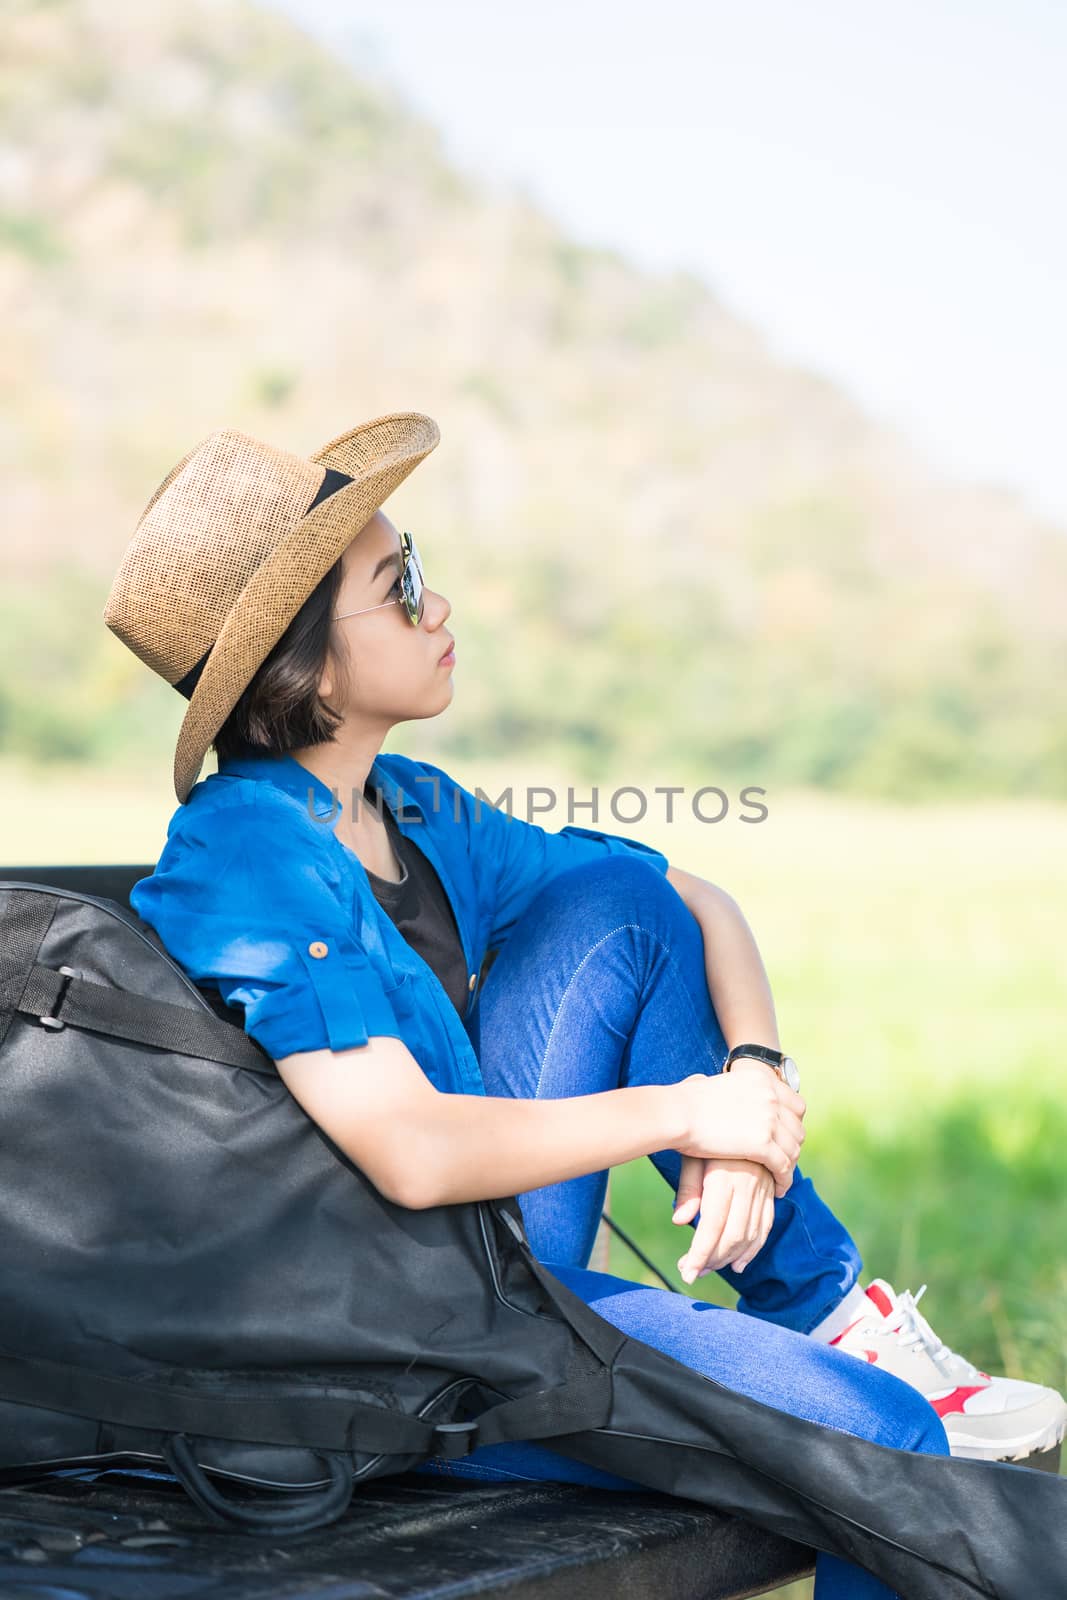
347,647,424,705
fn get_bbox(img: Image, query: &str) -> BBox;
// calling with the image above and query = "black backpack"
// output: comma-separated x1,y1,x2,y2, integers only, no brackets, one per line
1,879,1064,1598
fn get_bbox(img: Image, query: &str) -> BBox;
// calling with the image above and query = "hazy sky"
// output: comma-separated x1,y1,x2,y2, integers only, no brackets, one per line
270,0,1067,528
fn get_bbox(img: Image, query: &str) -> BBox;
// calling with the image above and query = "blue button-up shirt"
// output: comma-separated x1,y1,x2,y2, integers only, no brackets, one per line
130,751,670,1097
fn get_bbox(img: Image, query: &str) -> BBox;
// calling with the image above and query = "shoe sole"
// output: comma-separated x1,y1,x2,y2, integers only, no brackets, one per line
946,1418,1066,1464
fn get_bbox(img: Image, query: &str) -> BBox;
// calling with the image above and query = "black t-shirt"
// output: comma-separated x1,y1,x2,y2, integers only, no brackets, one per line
364,794,470,1020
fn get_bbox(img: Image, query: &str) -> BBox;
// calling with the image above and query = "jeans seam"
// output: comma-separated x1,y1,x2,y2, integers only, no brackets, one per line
655,949,726,1079
533,923,668,1100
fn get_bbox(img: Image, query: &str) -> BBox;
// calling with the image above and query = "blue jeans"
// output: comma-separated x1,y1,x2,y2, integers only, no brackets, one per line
413,856,951,1600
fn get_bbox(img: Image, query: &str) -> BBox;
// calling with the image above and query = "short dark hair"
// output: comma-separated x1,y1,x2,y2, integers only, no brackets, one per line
211,557,351,763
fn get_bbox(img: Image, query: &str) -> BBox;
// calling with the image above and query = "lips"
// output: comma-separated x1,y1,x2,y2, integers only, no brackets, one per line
438,638,455,664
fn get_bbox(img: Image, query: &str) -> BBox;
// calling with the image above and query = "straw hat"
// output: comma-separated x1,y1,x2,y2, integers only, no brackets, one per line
103,412,440,805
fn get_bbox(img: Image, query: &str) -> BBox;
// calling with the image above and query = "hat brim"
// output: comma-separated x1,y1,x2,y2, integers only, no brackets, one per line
172,412,440,805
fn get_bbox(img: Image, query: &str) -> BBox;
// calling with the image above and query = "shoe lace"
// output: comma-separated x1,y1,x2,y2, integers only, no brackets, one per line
891,1284,978,1379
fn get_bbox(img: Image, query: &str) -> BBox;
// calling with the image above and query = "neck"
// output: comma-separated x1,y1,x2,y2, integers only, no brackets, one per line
289,732,388,831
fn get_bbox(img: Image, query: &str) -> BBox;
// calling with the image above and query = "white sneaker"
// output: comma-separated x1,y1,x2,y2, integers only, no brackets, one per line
817,1278,1067,1464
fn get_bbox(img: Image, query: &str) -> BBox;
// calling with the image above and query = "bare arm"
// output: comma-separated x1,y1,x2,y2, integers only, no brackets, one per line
664,864,781,1057
275,1031,802,1211
664,863,801,1279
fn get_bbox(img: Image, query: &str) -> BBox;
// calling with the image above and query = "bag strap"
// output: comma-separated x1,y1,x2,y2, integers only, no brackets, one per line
456,1363,613,1448
0,1346,612,1461
0,888,57,1048
18,962,273,1073
0,1349,440,1453
0,888,273,1074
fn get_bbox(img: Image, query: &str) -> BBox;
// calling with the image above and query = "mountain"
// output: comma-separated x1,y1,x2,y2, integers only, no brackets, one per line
2,0,1065,798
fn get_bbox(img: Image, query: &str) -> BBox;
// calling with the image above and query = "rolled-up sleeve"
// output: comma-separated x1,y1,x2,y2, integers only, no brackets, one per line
130,796,403,1059
405,759,671,952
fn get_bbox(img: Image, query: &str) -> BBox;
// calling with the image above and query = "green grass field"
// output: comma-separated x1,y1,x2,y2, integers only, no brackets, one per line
593,781,1067,1396
3,754,1063,1594
592,776,1067,1596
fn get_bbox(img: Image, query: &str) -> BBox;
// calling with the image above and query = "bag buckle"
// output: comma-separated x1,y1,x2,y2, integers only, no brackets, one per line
40,966,77,1031
433,1420,479,1460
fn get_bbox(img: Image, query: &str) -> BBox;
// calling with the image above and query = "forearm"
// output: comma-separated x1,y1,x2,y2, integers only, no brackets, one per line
666,867,780,1055
406,1082,688,1209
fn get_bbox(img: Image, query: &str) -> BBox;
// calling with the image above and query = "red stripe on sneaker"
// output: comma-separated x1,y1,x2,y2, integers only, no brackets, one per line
930,1384,988,1419
866,1284,894,1318
828,1315,864,1347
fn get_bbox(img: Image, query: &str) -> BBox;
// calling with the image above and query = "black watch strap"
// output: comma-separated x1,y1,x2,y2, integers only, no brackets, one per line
724,1042,784,1072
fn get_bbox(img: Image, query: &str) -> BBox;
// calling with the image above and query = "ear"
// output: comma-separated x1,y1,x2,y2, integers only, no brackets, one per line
318,638,349,706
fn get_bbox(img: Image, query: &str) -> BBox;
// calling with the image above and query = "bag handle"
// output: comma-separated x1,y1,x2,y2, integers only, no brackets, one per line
161,1432,354,1535
19,962,274,1072
0,887,272,1073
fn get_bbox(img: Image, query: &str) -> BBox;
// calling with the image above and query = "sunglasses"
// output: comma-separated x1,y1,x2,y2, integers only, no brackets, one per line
333,529,425,627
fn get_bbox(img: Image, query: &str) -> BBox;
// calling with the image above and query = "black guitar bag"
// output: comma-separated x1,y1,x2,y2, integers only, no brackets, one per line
0,882,1063,1598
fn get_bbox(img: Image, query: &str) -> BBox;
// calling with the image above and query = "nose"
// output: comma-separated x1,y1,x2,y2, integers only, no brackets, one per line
423,586,451,628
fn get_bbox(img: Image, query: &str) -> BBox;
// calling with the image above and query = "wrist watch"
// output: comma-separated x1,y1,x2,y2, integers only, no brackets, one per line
724,1042,801,1092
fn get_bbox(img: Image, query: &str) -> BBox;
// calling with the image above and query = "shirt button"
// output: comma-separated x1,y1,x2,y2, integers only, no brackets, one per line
308,941,329,959
468,972,477,991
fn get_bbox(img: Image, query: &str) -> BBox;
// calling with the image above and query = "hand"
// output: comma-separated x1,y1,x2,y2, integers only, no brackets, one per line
672,1154,776,1284
674,1066,806,1198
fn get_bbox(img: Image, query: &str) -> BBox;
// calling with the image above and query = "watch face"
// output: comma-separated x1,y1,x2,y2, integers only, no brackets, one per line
781,1055,801,1092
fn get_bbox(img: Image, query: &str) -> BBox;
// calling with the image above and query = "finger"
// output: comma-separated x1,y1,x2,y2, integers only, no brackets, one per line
777,1106,806,1149
704,1180,757,1275
763,1187,775,1239
678,1173,732,1284
769,1112,805,1169
773,1126,803,1169
710,1184,758,1267
736,1190,776,1272
735,1172,768,1269
694,1171,758,1276
680,1180,731,1281
775,1082,806,1119
760,1138,792,1190
672,1154,705,1224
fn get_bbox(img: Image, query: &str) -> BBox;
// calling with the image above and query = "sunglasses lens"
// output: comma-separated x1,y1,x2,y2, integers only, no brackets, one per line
401,534,424,625
407,569,424,624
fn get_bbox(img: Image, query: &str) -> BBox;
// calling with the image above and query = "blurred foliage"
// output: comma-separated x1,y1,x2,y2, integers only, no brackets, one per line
0,568,174,768
0,0,1065,800
0,206,68,263
15,545,1063,803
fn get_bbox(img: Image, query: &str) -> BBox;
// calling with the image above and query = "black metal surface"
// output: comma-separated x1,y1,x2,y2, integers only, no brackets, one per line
0,1468,816,1599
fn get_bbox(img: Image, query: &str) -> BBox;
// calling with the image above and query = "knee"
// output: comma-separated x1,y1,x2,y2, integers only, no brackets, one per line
519,854,705,994
902,1397,952,1456
545,852,682,924
851,1365,952,1457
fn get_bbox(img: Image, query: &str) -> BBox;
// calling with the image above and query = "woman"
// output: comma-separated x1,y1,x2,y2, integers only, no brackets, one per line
107,414,1066,1600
